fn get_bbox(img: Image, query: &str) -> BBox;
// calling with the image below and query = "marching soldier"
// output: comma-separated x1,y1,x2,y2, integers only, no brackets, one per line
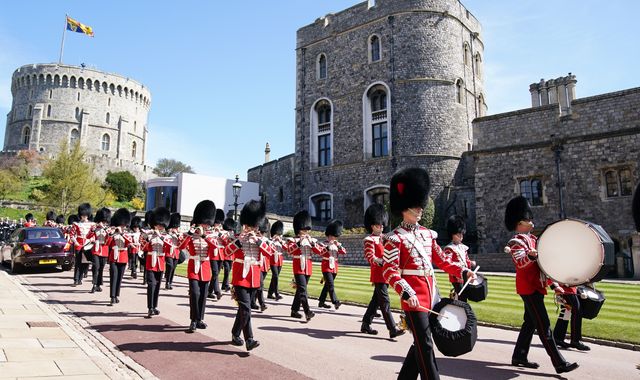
107,208,132,306
87,208,111,294
208,209,226,298
70,204,94,286
55,215,66,228
43,211,57,227
252,217,271,311
317,220,346,310
267,221,284,301
553,286,590,350
165,213,182,290
285,210,323,322
443,215,476,302
142,207,171,318
227,200,271,351
361,203,405,338
220,217,236,292
23,213,36,228
505,196,578,374
383,167,475,380
128,216,143,279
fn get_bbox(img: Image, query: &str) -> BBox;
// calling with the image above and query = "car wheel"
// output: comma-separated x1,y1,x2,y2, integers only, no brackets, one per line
61,264,72,271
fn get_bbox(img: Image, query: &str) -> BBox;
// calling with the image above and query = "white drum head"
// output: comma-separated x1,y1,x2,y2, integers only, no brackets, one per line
537,219,604,286
469,274,485,286
582,288,599,300
437,304,467,331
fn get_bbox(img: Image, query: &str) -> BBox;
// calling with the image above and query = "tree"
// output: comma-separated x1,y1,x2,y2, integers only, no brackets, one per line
104,171,139,201
0,169,22,200
152,158,195,177
41,141,111,215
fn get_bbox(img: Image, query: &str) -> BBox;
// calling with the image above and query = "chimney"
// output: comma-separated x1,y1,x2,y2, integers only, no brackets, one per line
530,83,541,107
546,79,558,104
264,142,271,163
530,73,577,116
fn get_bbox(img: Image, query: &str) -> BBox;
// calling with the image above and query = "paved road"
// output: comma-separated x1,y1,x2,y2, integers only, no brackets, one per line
13,267,640,380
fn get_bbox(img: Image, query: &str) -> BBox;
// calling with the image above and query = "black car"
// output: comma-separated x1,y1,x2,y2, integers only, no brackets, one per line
0,227,73,273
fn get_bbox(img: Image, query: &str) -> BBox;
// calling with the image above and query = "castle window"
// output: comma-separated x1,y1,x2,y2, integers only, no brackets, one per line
49,89,52,99
317,54,327,80
77,92,80,101
46,74,52,85
87,79,93,90
101,134,110,151
309,193,333,221
364,83,391,159
519,178,543,206
22,126,31,145
75,107,80,121
70,129,80,146
54,75,60,86
62,75,68,87
106,112,110,124
131,141,137,158
364,185,390,211
604,167,634,198
108,98,111,107
279,187,284,203
474,53,482,77
369,35,381,62
47,105,51,117
477,94,486,117
463,43,470,66
456,79,464,104
70,76,77,88
134,121,137,132
27,105,32,117
318,134,331,167
78,77,84,89
310,99,333,168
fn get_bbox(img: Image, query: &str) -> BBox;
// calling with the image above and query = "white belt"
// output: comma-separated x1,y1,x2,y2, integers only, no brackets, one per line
112,247,127,261
400,268,433,277
234,258,259,278
293,254,308,270
189,254,208,274
322,256,336,269
150,251,165,268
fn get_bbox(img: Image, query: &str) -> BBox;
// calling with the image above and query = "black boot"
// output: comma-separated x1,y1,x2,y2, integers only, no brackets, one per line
305,311,315,322
511,358,539,369
109,297,115,306
196,321,208,329
187,321,197,333
146,309,153,318
231,335,244,346
389,329,405,339
318,302,331,309
90,286,96,293
291,311,302,319
246,339,260,351
361,324,378,335
555,362,578,374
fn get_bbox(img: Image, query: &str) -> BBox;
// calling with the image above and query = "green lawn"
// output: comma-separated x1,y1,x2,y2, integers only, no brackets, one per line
176,261,640,344
0,207,46,222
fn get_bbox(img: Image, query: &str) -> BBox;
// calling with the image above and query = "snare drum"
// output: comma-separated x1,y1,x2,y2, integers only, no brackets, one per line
464,274,488,302
429,298,477,357
537,219,613,286
577,285,605,320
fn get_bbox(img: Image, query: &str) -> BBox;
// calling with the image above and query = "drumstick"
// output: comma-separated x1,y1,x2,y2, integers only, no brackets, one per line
457,265,481,297
401,300,449,318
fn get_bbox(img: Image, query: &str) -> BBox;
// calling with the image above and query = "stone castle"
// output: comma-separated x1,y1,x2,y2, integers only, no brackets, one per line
249,0,639,276
3,63,152,180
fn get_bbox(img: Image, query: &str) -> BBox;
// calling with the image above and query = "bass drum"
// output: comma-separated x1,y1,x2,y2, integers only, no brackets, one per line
537,219,613,286
577,285,605,320
429,298,477,357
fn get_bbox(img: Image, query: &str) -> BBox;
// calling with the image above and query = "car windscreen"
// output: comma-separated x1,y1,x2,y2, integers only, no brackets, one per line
26,229,63,240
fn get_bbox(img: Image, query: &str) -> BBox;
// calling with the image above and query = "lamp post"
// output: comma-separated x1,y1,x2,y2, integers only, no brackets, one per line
232,174,242,223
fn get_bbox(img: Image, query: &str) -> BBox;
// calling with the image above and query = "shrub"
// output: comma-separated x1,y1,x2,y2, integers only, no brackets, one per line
104,171,138,202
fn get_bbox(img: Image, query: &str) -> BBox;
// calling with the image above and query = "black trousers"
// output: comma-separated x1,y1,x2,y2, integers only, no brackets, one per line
232,286,257,340
208,260,221,295
73,249,90,283
221,260,232,290
189,279,208,322
513,292,567,367
91,255,107,286
291,274,311,313
253,271,267,307
363,283,396,330
398,311,439,380
267,265,281,297
128,251,137,276
109,262,126,298
146,270,163,309
165,257,177,286
452,282,468,302
319,272,339,305
553,293,583,343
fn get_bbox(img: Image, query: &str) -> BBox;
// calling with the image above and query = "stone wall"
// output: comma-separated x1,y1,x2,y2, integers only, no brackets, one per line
247,154,296,216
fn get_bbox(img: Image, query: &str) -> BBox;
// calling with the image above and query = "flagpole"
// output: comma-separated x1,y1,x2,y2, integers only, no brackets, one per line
58,14,67,64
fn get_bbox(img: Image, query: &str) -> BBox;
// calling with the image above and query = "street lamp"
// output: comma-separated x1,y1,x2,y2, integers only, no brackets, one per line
232,174,243,223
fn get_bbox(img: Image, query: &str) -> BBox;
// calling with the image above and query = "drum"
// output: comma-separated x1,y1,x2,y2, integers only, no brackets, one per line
537,219,614,286
177,249,188,265
577,285,605,320
429,298,477,357
464,274,488,302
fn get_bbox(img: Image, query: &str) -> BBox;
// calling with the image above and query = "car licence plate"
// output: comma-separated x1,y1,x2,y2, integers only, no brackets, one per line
39,259,57,264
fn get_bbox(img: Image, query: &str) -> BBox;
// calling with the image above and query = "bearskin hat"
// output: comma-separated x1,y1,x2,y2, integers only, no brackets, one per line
258,216,270,235
293,210,312,235
240,200,266,228
150,207,171,228
215,209,225,225
325,219,343,237
389,167,430,217
192,200,217,226
504,196,533,231
447,215,466,237
143,211,153,229
633,183,640,231
222,218,236,232
111,208,132,227
78,203,92,217
24,213,34,221
94,207,112,224
130,216,143,230
55,215,65,225
67,214,79,225
168,213,181,229
46,211,56,221
270,220,284,236
364,204,388,233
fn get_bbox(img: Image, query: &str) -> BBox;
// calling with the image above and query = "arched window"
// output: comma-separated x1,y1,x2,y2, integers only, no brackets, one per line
364,185,390,211
463,42,470,66
47,104,52,117
101,134,110,151
363,83,391,159
619,168,633,196
106,112,110,124
309,193,333,221
131,141,137,158
54,75,60,86
369,35,381,62
70,76,77,88
519,178,543,206
474,53,482,77
62,75,69,87
310,99,333,168
455,79,464,104
317,54,327,80
75,107,80,121
22,126,31,145
477,94,486,117
27,105,32,117
69,129,80,146
604,167,634,198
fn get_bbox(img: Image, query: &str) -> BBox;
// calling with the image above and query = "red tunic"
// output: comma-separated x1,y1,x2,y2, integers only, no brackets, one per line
107,232,132,264
507,233,549,295
179,234,213,282
364,234,385,284
383,224,465,312
23,221,36,228
87,224,110,257
269,235,285,267
443,243,473,284
70,221,95,250
228,232,271,288
285,236,323,276
143,230,170,272
319,239,346,274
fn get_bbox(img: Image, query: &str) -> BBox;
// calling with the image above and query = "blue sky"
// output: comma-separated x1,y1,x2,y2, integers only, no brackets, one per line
1,1,638,180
